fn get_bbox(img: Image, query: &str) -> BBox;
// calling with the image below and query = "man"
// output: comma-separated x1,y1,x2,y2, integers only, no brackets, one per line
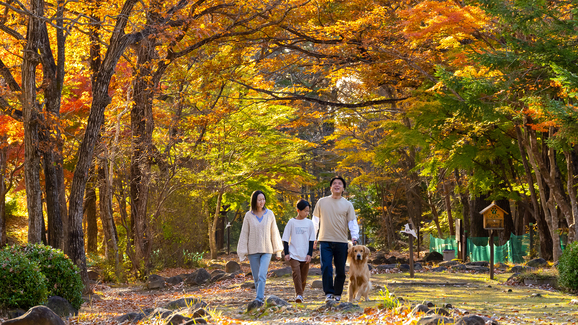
312,176,359,302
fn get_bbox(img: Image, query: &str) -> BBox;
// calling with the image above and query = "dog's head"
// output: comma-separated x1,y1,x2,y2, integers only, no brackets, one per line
348,245,370,262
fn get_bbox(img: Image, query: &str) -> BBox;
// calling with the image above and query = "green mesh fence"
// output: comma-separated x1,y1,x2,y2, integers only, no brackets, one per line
429,233,530,263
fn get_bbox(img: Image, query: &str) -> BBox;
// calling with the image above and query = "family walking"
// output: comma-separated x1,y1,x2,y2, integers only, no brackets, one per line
236,176,360,310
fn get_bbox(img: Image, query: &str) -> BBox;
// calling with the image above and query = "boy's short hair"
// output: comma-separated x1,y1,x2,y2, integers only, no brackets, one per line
329,176,347,189
296,200,310,211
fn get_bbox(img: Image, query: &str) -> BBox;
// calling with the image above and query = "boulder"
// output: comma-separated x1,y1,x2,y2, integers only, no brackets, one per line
417,315,455,325
423,251,444,262
210,269,225,276
439,260,458,267
376,264,396,270
184,268,211,286
115,312,146,323
270,267,292,277
526,258,548,268
465,261,489,267
427,307,450,316
431,266,447,272
466,266,489,273
510,266,530,273
247,300,263,312
308,268,322,275
241,282,255,289
372,252,388,264
45,296,78,317
5,309,26,319
265,295,290,307
225,261,241,273
147,274,166,289
148,308,173,319
87,270,100,281
368,264,374,271
211,272,234,282
450,264,466,271
165,297,204,310
190,308,209,318
165,314,191,325
335,302,361,311
454,315,487,325
3,306,65,325
311,280,323,289
183,318,207,324
166,276,183,286
409,304,430,317
207,263,223,269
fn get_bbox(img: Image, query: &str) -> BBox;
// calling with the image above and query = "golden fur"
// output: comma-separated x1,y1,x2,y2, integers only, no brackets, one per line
347,245,372,302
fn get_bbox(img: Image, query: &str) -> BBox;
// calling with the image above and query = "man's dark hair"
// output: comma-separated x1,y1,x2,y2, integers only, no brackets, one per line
296,200,310,211
250,190,266,212
329,176,347,189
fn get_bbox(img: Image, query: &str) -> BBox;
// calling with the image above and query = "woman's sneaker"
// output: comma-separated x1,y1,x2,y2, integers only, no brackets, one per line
295,295,304,303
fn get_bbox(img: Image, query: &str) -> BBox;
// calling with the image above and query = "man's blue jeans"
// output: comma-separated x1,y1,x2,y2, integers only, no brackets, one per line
248,253,272,302
319,242,348,296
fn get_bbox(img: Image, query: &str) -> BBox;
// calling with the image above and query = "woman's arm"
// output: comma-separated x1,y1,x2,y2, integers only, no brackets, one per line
236,214,250,261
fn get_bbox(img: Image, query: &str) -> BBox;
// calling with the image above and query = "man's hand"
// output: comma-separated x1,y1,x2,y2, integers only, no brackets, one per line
352,238,358,246
284,254,291,262
313,240,318,250
305,255,311,264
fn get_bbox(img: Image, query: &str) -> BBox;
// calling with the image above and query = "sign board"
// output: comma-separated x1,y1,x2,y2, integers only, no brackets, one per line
480,201,506,230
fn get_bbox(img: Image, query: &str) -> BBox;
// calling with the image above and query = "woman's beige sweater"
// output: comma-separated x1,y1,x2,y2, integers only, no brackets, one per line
236,209,283,262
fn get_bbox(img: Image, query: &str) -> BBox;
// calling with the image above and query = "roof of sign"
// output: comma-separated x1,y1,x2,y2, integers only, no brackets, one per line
479,201,509,215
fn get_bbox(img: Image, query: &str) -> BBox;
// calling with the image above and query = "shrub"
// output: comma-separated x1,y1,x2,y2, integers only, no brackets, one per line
6,244,84,309
0,248,48,309
558,241,578,291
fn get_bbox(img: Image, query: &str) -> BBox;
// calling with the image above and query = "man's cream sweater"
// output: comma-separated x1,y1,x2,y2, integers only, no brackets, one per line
237,209,283,262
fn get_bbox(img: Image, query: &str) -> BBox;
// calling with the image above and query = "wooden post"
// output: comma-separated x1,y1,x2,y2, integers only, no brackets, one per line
409,235,414,278
489,230,494,280
227,222,231,255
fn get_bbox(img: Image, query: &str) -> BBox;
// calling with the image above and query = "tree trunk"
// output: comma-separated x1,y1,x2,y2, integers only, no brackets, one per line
443,178,455,236
454,169,470,233
84,182,98,254
209,191,224,259
566,149,578,243
22,0,45,244
0,146,6,246
98,155,119,270
515,124,552,259
469,194,490,237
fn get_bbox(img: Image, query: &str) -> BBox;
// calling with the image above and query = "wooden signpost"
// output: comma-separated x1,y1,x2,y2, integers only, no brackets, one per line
401,224,417,278
480,201,507,280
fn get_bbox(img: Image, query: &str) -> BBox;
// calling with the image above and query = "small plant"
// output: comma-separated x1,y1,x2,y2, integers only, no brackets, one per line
558,241,578,291
0,248,48,309
6,244,84,309
183,250,205,267
377,286,400,309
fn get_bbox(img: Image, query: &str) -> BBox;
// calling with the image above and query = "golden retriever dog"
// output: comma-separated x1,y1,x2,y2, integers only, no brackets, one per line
347,244,372,302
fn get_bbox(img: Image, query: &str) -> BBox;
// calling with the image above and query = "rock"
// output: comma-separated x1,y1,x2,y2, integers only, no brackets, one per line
45,296,78,317
423,251,444,262
225,261,241,273
424,301,435,308
495,263,508,270
190,308,209,318
148,308,173,319
115,312,147,323
208,263,223,269
399,264,410,272
376,264,396,270
241,281,255,289
270,267,292,277
465,261,489,267
414,263,423,270
211,272,234,282
431,266,447,272
450,264,466,271
266,295,290,307
247,300,264,312
308,268,322,275
526,258,548,268
439,260,458,267
166,276,183,286
409,304,430,316
368,264,374,271
210,269,225,276
454,315,487,325
510,266,529,273
165,297,204,310
6,309,26,319
3,306,65,325
147,274,166,289
427,307,449,316
165,314,191,325
336,302,360,311
444,303,453,309
183,318,207,324
184,268,211,286
466,266,489,273
417,314,455,325
311,280,323,289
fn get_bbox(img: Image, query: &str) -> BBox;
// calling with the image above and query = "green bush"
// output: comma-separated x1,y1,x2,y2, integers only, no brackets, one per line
0,248,48,309
558,241,578,291
6,244,84,309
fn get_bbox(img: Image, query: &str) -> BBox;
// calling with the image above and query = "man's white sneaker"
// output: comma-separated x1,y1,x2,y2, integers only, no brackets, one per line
295,295,303,303
325,294,335,302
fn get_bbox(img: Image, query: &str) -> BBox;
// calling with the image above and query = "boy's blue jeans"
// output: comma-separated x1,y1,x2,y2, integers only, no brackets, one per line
319,242,348,296
248,253,272,302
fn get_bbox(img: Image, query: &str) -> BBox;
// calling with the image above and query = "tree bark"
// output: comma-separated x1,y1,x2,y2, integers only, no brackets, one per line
454,169,470,234
22,0,45,244
469,194,490,237
84,181,98,254
443,178,455,236
98,154,119,275
0,146,6,246
209,191,224,259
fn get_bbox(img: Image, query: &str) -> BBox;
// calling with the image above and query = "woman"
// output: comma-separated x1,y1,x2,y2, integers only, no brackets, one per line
237,190,283,310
